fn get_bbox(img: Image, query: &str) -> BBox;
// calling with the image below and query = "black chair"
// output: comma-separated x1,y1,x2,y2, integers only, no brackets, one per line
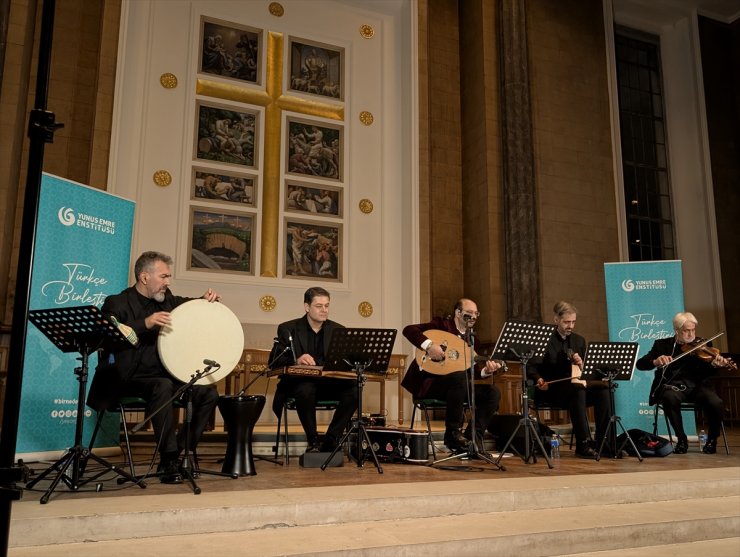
272,397,339,465
652,401,730,454
409,398,446,460
87,396,150,480
527,385,575,449
88,397,197,483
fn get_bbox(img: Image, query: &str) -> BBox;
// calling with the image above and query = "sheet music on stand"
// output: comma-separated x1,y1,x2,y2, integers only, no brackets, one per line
320,327,397,474
491,319,556,362
582,342,639,381
581,341,641,461
28,305,130,353
491,319,557,468
324,328,397,373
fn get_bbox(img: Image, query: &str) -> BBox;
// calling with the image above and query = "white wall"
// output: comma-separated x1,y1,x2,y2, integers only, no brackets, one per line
110,0,418,423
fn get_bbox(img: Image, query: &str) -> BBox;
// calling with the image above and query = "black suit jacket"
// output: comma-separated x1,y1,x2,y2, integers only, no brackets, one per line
87,286,191,411
268,314,344,415
529,331,587,384
268,314,344,369
636,336,718,405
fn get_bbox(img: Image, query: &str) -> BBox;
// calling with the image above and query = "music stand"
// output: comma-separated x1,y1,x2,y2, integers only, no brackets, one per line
581,341,642,461
491,320,557,468
320,328,397,474
25,305,142,503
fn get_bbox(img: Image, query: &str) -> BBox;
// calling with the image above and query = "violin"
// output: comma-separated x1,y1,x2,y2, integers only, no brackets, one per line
680,338,737,371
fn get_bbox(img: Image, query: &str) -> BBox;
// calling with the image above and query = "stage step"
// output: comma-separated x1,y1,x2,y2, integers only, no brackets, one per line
8,467,740,556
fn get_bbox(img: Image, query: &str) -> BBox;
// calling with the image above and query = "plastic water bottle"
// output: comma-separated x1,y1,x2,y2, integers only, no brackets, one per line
699,429,707,449
550,434,560,458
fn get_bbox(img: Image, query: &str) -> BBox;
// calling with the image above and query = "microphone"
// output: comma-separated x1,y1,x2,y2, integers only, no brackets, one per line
203,358,220,367
462,314,473,321
288,334,297,364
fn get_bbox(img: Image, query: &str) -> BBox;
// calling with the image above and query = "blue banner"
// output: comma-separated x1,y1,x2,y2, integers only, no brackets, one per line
604,261,685,433
17,174,135,456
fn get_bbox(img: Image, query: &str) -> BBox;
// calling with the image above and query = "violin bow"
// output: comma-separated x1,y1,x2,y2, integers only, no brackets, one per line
659,331,724,368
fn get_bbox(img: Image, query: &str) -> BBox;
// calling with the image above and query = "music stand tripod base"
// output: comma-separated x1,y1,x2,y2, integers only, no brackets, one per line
319,327,398,474
490,320,557,469
582,341,642,461
25,305,143,503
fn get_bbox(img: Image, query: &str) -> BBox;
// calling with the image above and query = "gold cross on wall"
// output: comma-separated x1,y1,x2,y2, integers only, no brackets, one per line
196,31,343,277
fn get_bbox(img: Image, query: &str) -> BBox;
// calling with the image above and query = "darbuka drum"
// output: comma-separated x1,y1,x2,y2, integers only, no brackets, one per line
157,299,243,384
218,395,265,476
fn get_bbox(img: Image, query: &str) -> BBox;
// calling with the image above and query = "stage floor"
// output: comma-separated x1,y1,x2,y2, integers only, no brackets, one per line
17,423,740,503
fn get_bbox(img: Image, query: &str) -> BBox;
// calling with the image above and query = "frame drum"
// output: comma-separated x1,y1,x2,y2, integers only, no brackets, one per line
157,299,243,384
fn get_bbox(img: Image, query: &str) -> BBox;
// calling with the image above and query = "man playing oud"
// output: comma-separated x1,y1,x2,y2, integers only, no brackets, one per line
401,298,503,452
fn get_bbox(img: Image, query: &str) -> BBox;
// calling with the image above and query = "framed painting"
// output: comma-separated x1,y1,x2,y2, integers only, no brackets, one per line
284,219,341,281
285,181,341,218
286,117,342,181
188,207,254,275
288,37,344,100
199,16,261,84
192,167,257,207
195,102,259,168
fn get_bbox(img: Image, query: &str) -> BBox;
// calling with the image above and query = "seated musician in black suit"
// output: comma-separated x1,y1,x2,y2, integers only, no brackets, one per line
636,311,729,454
87,251,220,484
528,301,610,459
268,287,358,453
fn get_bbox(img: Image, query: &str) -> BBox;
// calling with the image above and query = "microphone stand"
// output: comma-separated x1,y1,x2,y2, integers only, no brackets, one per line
232,341,292,466
128,365,238,493
235,342,291,397
432,326,504,471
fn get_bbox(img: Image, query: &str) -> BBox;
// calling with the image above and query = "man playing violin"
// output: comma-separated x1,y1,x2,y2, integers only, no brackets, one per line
529,301,611,459
636,312,728,454
401,298,503,452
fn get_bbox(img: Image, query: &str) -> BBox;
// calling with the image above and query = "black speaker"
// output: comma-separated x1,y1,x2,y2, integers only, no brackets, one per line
489,414,552,456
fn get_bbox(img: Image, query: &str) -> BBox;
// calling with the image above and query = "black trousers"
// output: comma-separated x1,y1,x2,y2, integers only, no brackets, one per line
422,372,501,435
660,382,723,439
275,376,358,443
121,375,219,456
534,381,611,445
422,372,467,433
465,384,502,436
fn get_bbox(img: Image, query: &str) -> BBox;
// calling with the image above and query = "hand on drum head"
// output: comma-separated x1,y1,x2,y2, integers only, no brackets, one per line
202,288,221,302
145,311,171,329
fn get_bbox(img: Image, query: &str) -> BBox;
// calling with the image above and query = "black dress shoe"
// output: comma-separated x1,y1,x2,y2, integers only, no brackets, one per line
444,430,468,452
575,441,597,459
320,437,338,453
674,438,688,454
702,437,717,454
305,440,321,453
158,460,183,484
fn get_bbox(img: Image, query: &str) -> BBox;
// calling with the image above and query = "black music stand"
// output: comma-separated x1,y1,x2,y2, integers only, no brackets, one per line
430,326,505,472
25,305,141,503
320,328,397,474
581,341,642,461
491,320,557,468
